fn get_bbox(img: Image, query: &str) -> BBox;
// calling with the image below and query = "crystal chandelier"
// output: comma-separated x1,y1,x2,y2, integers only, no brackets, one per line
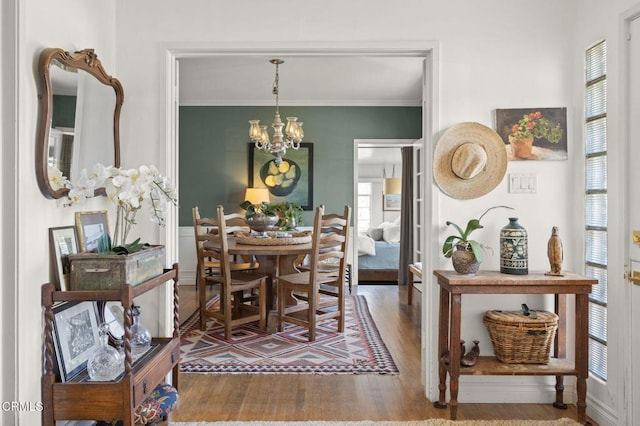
248,59,303,165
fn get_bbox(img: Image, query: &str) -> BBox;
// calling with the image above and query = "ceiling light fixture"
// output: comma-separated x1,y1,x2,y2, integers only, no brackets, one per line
248,59,303,166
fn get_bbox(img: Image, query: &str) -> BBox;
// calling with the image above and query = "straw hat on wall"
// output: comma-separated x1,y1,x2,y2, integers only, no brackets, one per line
433,122,508,200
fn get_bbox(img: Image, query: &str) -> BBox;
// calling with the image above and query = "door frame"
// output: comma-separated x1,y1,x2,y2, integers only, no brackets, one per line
164,41,439,397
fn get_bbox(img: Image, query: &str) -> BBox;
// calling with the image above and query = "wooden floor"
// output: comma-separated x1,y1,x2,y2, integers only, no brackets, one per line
169,284,590,423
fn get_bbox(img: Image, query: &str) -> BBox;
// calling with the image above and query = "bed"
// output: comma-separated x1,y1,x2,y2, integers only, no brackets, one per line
357,224,401,282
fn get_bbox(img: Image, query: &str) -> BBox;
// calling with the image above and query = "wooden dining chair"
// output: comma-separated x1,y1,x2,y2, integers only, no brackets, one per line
194,205,268,337
192,206,220,289
277,205,351,342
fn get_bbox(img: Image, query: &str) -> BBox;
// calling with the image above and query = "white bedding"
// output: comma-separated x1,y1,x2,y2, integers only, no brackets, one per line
357,233,376,256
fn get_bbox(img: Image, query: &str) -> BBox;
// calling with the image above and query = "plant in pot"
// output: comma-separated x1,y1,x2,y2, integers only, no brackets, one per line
442,205,514,274
509,111,563,159
240,200,279,232
273,201,303,230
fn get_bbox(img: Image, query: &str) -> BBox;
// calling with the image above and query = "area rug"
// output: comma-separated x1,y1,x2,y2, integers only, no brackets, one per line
179,295,399,374
169,419,581,426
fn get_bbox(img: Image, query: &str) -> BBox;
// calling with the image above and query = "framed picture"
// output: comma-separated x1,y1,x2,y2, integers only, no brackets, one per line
52,301,101,382
383,194,401,211
49,226,79,291
75,210,110,252
495,107,568,161
98,301,125,348
248,143,314,210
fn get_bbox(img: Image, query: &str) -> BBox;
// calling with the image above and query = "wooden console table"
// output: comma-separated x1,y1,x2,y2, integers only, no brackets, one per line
433,270,597,423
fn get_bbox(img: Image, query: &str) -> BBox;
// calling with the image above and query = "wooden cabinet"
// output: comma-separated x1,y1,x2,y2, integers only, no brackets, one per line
432,270,597,424
41,264,180,426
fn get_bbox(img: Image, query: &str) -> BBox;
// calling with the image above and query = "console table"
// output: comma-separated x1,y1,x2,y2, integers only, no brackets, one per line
433,270,597,423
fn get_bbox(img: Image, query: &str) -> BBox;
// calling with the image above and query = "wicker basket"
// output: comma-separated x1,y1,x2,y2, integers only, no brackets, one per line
483,309,558,364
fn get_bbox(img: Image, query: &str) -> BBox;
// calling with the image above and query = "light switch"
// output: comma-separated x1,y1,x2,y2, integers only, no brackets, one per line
509,173,537,193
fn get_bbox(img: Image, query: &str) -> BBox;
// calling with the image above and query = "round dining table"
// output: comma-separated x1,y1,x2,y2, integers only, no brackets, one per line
226,237,312,332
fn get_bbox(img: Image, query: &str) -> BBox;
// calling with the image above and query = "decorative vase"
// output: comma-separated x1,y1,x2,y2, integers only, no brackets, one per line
130,305,152,357
245,213,279,232
500,217,528,275
451,244,480,275
508,134,534,159
87,323,123,381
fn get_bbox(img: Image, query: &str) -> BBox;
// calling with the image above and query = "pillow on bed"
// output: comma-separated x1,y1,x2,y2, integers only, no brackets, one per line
358,233,376,256
367,227,384,241
383,225,401,243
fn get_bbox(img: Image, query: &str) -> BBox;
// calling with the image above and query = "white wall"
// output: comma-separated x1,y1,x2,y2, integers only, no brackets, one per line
7,0,640,425
7,1,116,424
113,0,578,408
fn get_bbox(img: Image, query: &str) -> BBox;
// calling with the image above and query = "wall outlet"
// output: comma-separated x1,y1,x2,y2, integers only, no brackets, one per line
509,173,537,193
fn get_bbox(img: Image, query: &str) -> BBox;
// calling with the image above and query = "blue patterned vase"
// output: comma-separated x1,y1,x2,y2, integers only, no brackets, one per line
500,217,528,275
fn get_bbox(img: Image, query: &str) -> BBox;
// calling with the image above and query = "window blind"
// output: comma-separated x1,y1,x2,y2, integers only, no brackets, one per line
585,40,607,381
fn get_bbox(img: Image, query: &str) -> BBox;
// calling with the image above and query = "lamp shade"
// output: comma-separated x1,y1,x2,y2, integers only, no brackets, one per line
244,187,270,205
384,177,402,195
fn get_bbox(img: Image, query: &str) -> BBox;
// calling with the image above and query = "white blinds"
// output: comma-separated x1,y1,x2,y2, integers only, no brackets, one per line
585,40,608,381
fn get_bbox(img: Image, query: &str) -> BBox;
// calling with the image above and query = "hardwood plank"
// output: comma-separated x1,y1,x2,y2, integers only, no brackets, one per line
170,284,594,423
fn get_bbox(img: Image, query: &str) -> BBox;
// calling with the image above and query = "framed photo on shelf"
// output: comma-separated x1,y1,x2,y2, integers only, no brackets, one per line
98,301,125,348
49,226,79,291
75,210,110,252
52,301,101,382
383,194,401,211
248,142,314,210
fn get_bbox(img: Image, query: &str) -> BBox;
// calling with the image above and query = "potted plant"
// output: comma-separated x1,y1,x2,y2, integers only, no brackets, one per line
442,205,514,274
509,111,563,159
240,200,279,232
273,202,303,230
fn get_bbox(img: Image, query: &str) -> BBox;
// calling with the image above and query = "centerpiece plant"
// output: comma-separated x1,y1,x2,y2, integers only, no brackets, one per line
240,200,303,231
65,164,178,254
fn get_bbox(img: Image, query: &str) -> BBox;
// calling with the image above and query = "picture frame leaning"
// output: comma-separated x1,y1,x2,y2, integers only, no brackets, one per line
52,301,101,382
75,210,110,252
49,226,79,291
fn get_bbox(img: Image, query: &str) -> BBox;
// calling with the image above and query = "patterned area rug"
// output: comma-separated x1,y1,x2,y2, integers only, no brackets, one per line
179,295,398,374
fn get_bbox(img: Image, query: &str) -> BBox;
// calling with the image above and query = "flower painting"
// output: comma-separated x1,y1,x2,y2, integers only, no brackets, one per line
495,108,568,161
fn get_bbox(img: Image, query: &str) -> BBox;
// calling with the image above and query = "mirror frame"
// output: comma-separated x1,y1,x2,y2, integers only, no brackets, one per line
36,48,123,199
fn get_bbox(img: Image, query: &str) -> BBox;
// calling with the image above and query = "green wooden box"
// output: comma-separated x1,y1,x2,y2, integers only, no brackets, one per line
69,245,165,290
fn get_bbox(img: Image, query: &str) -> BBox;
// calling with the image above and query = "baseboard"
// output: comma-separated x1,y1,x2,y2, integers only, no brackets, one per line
586,394,619,426
450,376,575,404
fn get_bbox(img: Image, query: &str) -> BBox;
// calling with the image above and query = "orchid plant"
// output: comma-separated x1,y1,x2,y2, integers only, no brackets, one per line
63,164,178,253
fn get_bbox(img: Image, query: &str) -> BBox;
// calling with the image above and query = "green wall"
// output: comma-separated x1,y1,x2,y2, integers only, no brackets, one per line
52,95,76,128
178,106,422,226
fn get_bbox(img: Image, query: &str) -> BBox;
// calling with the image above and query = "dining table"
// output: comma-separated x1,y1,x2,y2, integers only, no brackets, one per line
226,236,313,332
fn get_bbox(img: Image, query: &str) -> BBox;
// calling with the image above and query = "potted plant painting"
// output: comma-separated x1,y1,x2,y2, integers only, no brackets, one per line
442,205,513,274
508,111,563,159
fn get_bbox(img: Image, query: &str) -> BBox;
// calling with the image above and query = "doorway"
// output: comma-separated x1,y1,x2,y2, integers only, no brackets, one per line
165,42,438,397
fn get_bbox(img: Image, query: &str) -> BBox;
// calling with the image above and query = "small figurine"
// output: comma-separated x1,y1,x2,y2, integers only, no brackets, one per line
545,226,564,276
441,340,465,365
461,340,480,367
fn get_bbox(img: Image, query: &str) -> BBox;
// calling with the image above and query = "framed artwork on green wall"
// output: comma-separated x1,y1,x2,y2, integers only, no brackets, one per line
248,143,313,210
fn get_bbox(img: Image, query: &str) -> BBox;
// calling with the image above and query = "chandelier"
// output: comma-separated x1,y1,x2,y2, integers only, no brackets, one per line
248,59,303,165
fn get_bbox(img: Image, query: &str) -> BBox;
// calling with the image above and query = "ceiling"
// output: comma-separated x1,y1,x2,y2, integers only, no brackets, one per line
178,55,424,106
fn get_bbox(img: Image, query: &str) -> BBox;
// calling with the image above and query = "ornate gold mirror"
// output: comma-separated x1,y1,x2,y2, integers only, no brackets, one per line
36,48,123,199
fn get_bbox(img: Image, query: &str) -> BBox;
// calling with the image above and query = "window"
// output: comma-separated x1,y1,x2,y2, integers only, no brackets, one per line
357,182,372,232
584,40,607,381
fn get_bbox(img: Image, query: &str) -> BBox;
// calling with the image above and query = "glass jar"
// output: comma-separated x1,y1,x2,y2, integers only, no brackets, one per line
87,323,123,381
499,217,528,275
130,305,152,357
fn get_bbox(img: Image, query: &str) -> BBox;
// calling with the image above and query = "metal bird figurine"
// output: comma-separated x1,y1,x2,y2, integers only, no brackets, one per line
545,226,564,276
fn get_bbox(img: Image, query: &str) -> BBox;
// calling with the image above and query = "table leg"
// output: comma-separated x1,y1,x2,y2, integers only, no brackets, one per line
434,286,450,409
575,293,589,424
448,293,462,420
553,294,568,409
